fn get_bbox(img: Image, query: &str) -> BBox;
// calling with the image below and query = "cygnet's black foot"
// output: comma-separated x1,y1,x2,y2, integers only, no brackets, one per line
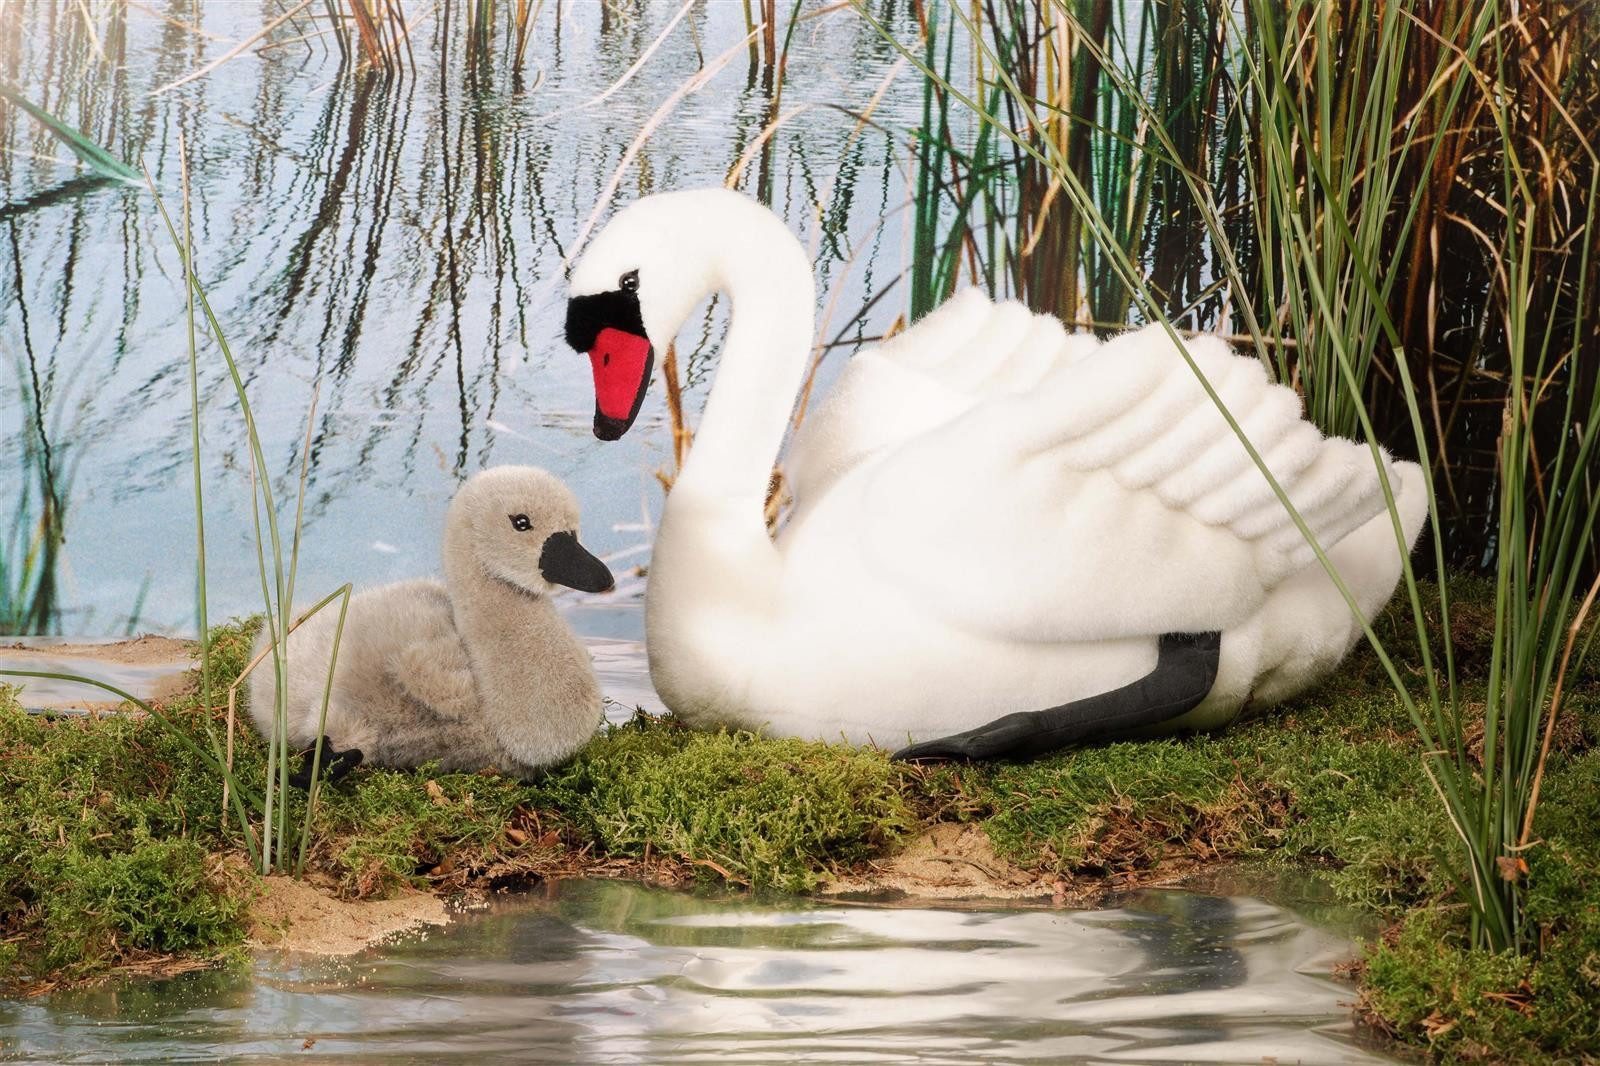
893,631,1222,763
288,735,365,790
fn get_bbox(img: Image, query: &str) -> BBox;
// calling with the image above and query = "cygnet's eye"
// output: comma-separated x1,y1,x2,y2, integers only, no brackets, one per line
619,269,639,293
508,514,533,532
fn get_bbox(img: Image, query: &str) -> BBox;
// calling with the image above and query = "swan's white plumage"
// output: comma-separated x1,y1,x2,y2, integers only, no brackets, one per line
568,189,1428,748
839,308,1408,647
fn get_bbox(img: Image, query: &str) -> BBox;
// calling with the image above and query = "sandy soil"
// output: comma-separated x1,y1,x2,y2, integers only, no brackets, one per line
248,876,449,955
824,823,1058,901
2,634,196,666
1,635,198,712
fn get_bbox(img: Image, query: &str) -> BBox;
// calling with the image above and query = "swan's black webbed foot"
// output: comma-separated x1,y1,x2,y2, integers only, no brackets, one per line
288,736,365,790
893,631,1222,763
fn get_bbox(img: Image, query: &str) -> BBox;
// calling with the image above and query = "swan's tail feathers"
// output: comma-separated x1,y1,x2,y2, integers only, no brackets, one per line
1247,460,1431,707
892,631,1221,762
1077,327,1425,584
1010,324,1410,584
1328,458,1430,621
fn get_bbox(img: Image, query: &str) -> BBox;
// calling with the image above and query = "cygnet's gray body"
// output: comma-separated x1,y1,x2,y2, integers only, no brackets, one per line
247,466,612,778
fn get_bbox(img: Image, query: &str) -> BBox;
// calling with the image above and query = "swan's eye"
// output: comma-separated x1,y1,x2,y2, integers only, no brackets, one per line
619,269,639,293
509,514,533,532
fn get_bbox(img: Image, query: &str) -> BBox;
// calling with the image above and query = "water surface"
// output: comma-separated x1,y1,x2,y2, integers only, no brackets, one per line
1,2,919,637
0,879,1396,1064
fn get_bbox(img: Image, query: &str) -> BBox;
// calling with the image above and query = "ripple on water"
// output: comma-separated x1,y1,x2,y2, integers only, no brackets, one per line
0,880,1398,1065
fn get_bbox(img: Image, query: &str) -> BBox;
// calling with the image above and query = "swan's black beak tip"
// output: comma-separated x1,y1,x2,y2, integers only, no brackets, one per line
593,412,629,441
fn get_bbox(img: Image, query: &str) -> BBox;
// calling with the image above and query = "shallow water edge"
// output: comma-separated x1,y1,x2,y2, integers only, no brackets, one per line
1,877,1397,1065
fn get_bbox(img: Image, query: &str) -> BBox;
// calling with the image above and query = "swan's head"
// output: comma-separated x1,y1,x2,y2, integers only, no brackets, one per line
449,466,614,595
564,188,755,440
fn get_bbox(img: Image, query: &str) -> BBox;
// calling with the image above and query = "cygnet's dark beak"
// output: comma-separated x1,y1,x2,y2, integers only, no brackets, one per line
538,530,615,593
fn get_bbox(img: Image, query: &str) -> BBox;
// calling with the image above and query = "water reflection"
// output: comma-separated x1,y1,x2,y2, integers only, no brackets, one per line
0,880,1395,1064
0,2,916,635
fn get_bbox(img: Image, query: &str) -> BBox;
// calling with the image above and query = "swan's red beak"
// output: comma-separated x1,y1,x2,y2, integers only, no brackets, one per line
587,328,654,441
566,287,653,441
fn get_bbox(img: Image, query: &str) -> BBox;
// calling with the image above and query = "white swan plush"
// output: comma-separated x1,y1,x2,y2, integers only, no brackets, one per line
563,188,1428,759
248,466,614,782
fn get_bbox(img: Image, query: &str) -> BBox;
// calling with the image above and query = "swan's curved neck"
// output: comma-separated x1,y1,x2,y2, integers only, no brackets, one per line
644,202,815,710
672,213,817,513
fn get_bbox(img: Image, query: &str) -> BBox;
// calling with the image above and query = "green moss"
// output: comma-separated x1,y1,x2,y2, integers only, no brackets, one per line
974,735,1276,874
1352,748,1600,1061
306,762,546,897
0,684,249,988
256,714,910,898
36,835,248,973
530,714,910,892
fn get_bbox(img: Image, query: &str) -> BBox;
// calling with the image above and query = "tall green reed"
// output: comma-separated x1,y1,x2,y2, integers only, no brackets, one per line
0,367,64,635
869,0,1600,953
147,142,354,878
906,0,1241,327
1,138,352,878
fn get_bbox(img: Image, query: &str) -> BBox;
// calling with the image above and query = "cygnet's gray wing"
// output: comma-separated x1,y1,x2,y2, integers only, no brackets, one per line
370,581,481,720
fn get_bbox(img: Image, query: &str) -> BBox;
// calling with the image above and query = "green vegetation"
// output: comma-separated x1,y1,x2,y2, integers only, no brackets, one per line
0,363,64,635
0,627,262,989
536,717,909,892
0,81,142,184
867,0,1600,969
1360,742,1600,1059
3,584,1596,1059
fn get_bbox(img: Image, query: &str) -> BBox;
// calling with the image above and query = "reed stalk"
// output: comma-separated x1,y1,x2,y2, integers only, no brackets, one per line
0,136,358,877
870,0,1600,953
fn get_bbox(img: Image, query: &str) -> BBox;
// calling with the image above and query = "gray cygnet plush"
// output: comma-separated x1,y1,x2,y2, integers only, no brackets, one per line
247,465,614,783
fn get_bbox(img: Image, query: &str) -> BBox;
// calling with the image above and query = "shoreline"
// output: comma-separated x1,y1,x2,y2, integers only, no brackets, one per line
3,588,1597,1061
24,843,1291,997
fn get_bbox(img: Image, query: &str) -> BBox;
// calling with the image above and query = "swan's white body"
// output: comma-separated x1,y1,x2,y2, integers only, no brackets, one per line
570,189,1428,748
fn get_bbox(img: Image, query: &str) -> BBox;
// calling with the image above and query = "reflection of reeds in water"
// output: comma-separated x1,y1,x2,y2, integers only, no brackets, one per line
4,1,909,630
0,367,65,636
876,0,1600,956
277,0,549,77
0,79,139,637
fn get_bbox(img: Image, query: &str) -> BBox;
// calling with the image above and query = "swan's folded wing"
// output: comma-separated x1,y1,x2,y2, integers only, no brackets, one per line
786,289,1096,504
857,322,1400,643
389,635,479,719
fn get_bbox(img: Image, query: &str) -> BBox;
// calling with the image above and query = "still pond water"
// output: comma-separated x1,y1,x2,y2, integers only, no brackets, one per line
1,879,1397,1064
3,6,1395,1062
2,1,915,639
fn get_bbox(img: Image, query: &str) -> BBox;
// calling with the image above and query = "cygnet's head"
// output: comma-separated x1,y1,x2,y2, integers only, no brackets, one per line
448,466,614,595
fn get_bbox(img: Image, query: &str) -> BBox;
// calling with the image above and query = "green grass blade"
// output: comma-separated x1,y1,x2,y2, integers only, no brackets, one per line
0,82,141,184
